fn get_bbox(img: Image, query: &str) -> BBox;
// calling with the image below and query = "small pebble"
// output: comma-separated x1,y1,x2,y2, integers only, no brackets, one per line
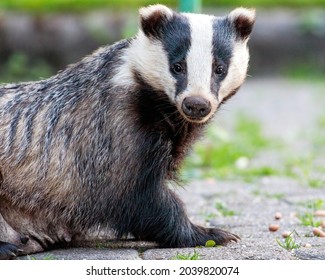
304,243,312,248
275,212,282,220
282,231,291,238
314,210,325,217
269,224,279,232
313,227,325,237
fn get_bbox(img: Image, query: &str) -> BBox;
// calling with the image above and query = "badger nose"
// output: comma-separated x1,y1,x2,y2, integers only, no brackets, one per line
182,96,212,119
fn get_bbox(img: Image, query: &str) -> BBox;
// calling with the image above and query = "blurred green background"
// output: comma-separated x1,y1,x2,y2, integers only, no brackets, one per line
0,0,325,83
1,0,325,12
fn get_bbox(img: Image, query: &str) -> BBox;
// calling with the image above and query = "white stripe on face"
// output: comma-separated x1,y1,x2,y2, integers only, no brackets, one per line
184,13,214,95
174,13,218,123
218,40,250,102
183,13,250,107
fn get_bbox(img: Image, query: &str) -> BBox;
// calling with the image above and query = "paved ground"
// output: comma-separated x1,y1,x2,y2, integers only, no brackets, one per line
21,78,325,260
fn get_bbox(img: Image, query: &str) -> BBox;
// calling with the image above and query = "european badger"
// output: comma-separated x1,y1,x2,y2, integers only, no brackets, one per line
0,5,255,259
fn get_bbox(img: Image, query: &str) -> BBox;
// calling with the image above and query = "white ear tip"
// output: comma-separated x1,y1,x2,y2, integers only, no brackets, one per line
229,7,256,21
139,4,173,19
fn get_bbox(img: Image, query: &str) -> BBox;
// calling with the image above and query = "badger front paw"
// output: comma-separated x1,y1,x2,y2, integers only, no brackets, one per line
160,224,240,248
0,241,21,260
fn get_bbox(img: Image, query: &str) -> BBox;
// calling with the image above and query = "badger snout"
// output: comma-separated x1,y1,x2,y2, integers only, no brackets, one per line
181,96,212,120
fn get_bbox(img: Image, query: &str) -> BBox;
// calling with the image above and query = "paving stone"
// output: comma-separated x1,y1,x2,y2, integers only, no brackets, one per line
19,248,142,260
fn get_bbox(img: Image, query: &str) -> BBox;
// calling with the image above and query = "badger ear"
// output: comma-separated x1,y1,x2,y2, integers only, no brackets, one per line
139,4,174,38
228,8,256,40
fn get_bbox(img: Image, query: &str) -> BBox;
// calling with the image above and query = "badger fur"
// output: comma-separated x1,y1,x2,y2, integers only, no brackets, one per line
0,5,255,259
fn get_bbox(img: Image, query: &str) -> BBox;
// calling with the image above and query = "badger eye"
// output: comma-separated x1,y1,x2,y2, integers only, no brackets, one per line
171,62,184,74
215,65,226,76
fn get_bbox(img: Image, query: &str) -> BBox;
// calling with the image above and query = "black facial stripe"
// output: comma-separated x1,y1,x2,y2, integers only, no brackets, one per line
218,86,241,107
211,17,236,97
159,14,191,96
212,18,235,65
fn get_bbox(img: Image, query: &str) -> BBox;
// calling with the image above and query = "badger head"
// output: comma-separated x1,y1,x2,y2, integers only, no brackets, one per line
119,5,255,124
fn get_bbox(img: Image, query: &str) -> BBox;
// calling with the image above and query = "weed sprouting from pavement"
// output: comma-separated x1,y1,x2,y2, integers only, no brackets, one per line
172,250,201,260
26,253,56,260
251,189,284,200
201,201,237,222
215,201,236,217
297,199,323,227
285,156,325,188
202,212,217,222
276,231,300,250
298,212,321,227
306,199,324,210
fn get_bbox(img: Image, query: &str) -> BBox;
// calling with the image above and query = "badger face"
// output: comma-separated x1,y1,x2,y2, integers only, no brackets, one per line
118,5,255,124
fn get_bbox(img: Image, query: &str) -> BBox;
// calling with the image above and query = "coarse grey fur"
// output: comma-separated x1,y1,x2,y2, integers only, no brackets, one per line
0,5,255,259
0,39,133,257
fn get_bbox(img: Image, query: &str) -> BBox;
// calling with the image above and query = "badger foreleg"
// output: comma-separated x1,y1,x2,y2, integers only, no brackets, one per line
112,186,239,248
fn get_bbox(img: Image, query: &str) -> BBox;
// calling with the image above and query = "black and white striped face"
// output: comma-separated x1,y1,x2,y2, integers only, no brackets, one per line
118,5,255,124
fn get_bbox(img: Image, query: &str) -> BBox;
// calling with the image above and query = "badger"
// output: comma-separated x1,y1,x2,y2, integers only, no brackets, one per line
0,5,255,259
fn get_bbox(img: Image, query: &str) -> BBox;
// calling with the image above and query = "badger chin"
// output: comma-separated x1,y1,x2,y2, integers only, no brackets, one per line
178,111,214,124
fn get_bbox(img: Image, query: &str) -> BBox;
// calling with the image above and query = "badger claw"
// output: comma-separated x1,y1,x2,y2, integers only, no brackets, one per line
0,241,20,260
198,226,240,246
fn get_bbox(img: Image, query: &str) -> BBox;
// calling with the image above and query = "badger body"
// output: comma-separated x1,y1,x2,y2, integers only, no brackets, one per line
0,5,255,259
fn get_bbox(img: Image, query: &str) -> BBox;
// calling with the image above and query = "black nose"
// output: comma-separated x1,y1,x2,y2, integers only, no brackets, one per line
181,96,212,119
